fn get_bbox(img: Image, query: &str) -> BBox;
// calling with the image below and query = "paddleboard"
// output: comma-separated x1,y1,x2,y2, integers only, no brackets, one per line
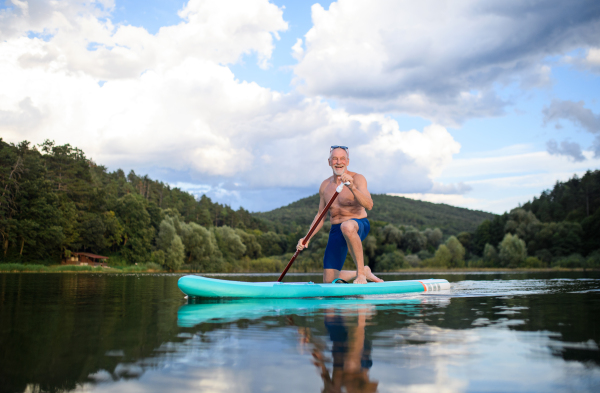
177,275,450,298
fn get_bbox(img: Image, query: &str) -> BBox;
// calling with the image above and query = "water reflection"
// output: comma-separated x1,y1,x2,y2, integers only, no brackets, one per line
177,297,433,392
1,273,600,392
177,297,428,326
295,306,378,393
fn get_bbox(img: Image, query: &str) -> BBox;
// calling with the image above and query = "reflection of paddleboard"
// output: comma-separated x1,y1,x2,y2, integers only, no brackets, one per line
177,275,450,299
177,297,424,327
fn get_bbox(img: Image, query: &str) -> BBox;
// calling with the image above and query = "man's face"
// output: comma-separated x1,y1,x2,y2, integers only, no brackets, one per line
329,148,349,176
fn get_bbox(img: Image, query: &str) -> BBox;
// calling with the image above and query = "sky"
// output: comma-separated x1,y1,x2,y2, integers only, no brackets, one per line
1,0,600,214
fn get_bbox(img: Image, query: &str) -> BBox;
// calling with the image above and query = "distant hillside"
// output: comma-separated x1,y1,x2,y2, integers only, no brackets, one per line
254,194,495,236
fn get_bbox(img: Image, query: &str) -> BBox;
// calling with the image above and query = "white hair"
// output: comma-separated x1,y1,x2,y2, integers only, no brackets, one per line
329,147,349,159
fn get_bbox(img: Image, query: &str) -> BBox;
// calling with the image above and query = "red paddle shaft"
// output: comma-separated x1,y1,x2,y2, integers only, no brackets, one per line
277,182,348,282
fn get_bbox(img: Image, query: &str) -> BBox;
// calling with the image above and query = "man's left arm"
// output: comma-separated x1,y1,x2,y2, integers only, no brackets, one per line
340,173,373,210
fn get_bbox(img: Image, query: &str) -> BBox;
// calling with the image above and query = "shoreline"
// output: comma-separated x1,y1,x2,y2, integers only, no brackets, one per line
0,264,597,274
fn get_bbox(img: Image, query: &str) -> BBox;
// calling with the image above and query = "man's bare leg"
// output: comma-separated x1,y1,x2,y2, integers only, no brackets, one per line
323,266,382,283
323,220,383,283
323,266,383,283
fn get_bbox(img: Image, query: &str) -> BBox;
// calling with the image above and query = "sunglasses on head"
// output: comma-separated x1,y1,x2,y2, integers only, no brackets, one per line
330,145,349,152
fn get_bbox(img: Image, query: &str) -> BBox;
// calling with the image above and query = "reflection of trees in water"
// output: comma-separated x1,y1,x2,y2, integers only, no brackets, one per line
0,274,184,393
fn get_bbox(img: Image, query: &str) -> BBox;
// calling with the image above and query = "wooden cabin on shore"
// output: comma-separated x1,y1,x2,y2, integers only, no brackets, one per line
62,252,109,267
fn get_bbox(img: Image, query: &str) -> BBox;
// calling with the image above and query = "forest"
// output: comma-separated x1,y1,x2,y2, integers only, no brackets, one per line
1,138,598,272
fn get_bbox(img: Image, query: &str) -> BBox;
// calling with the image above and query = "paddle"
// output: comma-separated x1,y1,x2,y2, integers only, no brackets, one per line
277,181,349,282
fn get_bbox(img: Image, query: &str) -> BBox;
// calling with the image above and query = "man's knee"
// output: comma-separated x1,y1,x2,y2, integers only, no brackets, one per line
341,220,358,237
323,269,339,283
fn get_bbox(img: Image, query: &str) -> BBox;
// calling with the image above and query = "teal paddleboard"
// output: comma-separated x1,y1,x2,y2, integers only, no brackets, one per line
177,275,450,298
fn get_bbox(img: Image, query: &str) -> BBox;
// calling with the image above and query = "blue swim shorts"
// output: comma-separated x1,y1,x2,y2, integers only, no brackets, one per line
323,218,370,271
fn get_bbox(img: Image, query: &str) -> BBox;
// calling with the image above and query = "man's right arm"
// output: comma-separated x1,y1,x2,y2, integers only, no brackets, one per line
296,182,327,251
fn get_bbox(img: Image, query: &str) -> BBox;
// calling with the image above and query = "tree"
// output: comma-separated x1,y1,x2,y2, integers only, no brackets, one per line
498,233,527,268
456,231,471,258
258,231,286,256
381,224,402,247
164,234,185,271
113,194,153,264
483,243,499,265
102,211,124,250
423,228,443,249
77,213,106,253
181,222,218,265
157,216,185,271
213,226,246,260
580,208,600,255
402,229,426,253
445,236,465,267
0,140,65,262
550,222,583,257
235,229,262,259
471,220,491,256
363,235,377,264
504,208,540,245
429,244,451,268
0,140,25,257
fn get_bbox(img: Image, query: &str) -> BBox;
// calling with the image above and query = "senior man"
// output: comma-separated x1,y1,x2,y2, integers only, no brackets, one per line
296,146,383,284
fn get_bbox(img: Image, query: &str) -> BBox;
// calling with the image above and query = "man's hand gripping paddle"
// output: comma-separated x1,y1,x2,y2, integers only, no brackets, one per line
277,182,349,282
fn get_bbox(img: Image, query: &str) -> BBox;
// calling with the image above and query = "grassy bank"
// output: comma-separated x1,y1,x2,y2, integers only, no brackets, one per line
0,263,164,273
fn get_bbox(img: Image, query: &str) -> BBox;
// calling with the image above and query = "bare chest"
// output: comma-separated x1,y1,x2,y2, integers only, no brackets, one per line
323,183,359,210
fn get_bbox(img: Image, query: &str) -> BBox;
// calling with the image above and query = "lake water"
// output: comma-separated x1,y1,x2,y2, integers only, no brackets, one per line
1,272,599,393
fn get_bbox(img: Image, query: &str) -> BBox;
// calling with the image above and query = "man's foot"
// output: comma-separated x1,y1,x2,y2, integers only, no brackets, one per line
364,266,384,282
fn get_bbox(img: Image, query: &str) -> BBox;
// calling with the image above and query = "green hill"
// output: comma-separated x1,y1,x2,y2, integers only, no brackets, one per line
254,193,495,236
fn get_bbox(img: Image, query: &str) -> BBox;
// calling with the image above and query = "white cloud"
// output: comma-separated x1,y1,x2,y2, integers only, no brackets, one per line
0,0,461,204
291,38,303,61
293,0,600,125
5,1,594,214
565,47,600,74
0,0,115,41
12,0,287,79
441,149,600,181
586,48,600,70
430,146,600,213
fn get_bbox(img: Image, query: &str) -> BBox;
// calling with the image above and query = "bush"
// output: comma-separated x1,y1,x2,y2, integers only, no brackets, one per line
535,249,553,264
423,244,452,268
0,263,48,272
144,262,164,271
376,250,408,271
0,264,106,272
248,257,284,273
417,249,433,261
467,259,495,268
552,253,585,269
523,256,546,268
585,250,600,268
405,254,421,268
106,255,128,267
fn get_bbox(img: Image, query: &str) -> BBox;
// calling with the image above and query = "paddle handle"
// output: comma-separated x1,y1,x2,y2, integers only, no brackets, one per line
277,182,348,282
